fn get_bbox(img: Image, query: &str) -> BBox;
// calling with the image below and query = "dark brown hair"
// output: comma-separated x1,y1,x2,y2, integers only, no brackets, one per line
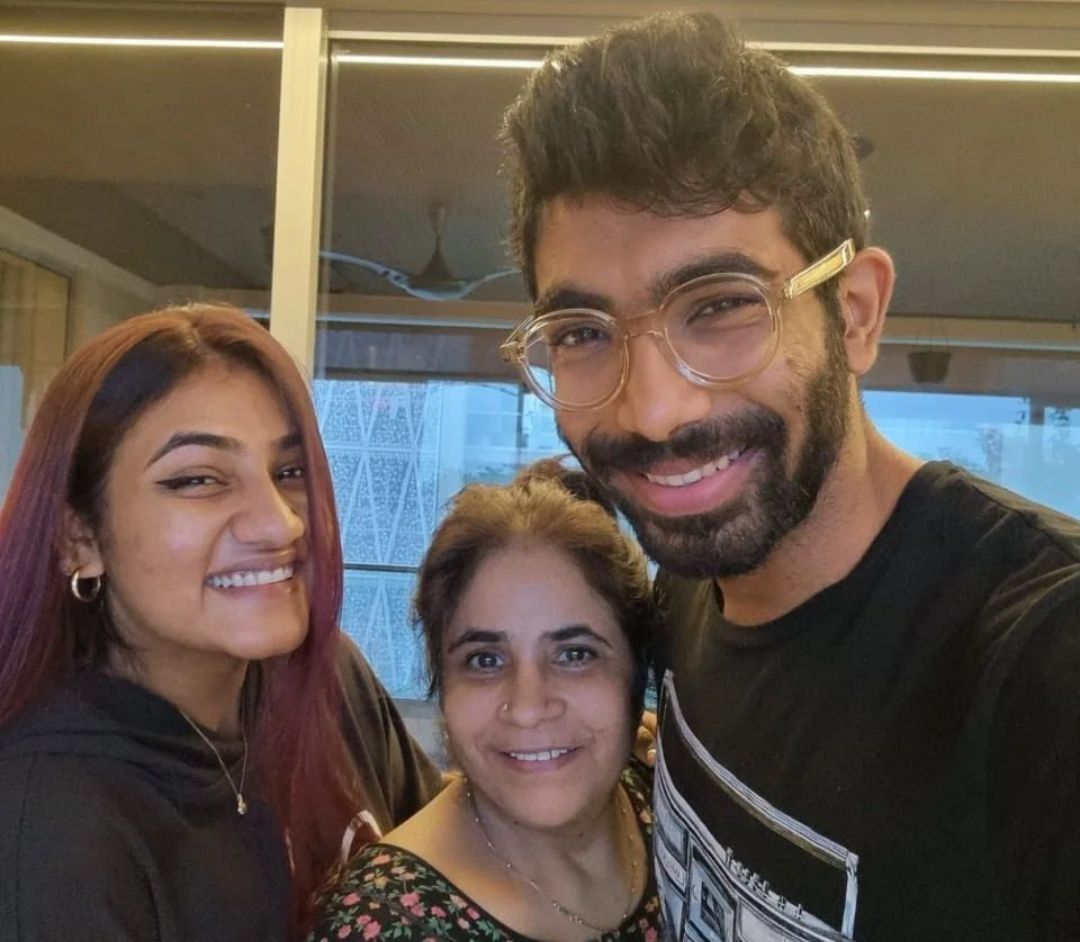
0,304,363,933
414,459,655,727
502,12,868,297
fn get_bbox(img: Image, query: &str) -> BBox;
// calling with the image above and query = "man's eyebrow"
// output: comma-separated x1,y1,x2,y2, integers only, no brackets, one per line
446,629,505,653
650,251,778,304
546,624,613,647
146,432,242,469
534,285,611,317
534,251,779,318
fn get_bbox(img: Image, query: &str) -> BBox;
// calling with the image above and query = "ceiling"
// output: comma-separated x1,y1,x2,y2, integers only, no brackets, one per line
0,1,1078,328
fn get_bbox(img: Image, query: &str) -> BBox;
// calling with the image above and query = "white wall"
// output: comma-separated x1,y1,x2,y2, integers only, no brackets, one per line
0,204,161,499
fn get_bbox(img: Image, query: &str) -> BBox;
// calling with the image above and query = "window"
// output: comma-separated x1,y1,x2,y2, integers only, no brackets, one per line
0,8,283,498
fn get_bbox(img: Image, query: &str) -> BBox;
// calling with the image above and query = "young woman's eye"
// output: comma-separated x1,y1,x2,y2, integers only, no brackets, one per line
555,646,598,666
277,463,306,482
157,474,222,492
464,650,504,671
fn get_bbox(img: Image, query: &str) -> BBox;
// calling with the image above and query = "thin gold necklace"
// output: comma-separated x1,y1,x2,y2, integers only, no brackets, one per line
177,708,249,816
466,782,640,933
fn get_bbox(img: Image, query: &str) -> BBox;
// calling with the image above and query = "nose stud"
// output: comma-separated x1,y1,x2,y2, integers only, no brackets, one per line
498,700,511,715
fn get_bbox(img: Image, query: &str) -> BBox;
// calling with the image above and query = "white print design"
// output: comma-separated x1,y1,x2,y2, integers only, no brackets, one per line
655,672,859,942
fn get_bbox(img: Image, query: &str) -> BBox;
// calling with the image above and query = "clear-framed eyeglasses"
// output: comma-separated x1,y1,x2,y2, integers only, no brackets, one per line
500,239,856,412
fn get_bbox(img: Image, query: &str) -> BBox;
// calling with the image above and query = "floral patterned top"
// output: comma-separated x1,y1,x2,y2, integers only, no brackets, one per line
309,762,661,942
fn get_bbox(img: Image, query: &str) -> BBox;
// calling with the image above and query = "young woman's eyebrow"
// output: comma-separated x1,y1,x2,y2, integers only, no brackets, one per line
146,431,242,469
147,430,302,470
277,431,303,452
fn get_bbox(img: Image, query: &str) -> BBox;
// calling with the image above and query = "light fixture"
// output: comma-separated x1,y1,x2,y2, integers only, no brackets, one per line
2,33,1076,84
334,53,542,69
333,52,1079,84
793,65,1080,84
0,34,281,50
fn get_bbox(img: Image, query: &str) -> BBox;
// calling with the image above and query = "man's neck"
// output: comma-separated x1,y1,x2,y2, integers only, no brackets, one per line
716,423,922,626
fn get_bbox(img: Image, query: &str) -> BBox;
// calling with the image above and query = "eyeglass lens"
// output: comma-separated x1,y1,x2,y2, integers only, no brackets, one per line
523,275,776,407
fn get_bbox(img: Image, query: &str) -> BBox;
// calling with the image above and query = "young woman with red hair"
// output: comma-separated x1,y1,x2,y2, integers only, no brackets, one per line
0,304,439,940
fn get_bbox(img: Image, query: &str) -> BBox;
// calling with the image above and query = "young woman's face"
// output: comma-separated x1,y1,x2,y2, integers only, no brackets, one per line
442,542,635,833
77,363,310,669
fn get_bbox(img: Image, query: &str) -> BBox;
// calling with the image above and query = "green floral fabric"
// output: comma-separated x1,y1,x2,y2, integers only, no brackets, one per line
309,762,662,942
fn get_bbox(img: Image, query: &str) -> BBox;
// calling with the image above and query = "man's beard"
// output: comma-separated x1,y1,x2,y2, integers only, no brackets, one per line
563,340,851,579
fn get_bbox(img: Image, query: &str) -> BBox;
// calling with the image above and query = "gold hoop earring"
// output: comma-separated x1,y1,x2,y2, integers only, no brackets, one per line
70,568,102,603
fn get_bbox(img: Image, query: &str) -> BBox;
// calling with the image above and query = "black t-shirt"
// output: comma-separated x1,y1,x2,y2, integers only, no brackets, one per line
653,462,1079,942
0,636,441,942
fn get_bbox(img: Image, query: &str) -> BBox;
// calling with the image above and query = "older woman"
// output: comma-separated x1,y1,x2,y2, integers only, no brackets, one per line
0,304,439,941
310,461,663,942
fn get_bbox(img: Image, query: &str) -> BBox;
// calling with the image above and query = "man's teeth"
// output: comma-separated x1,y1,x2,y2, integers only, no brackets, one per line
644,449,745,488
508,748,572,762
207,565,294,589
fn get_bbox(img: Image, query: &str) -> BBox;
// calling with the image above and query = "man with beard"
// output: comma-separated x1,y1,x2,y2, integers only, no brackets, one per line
498,13,1079,942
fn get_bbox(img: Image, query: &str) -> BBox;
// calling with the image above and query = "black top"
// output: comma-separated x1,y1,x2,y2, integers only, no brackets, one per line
0,637,441,942
653,462,1080,942
308,761,662,942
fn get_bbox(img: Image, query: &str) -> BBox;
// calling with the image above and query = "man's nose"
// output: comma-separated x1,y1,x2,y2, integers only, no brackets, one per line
614,332,714,443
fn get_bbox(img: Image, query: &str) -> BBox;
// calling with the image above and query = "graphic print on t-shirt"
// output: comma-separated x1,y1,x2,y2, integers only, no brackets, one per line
655,672,859,942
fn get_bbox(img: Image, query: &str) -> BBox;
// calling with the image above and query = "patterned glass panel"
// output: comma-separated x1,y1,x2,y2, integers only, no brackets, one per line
315,377,561,696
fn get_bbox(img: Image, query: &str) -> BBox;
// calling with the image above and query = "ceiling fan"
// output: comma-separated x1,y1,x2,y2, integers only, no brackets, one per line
321,202,519,302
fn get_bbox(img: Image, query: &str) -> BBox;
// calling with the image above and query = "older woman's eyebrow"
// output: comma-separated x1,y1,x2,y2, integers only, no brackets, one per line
546,625,613,647
446,629,505,653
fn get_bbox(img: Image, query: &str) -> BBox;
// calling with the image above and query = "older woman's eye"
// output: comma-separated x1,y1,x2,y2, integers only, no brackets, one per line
464,650,504,671
556,646,598,666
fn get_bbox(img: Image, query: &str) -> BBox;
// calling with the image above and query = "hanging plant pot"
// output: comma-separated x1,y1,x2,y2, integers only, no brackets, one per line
907,349,952,384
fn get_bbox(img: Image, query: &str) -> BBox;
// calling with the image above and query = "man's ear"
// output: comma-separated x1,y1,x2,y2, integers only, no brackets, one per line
59,505,105,579
837,246,894,377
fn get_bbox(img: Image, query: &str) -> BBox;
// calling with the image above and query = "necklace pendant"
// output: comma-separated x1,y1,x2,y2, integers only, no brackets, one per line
237,795,248,816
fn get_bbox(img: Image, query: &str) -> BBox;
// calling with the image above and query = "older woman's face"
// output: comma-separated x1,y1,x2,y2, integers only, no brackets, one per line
442,543,635,832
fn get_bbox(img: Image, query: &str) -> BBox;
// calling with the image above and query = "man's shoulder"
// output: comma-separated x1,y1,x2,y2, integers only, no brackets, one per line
913,462,1079,564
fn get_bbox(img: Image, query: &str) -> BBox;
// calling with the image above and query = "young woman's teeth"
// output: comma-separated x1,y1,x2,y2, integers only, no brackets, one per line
207,565,294,589
509,748,571,762
644,448,746,487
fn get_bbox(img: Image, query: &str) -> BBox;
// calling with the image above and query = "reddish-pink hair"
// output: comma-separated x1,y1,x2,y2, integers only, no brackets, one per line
0,303,363,931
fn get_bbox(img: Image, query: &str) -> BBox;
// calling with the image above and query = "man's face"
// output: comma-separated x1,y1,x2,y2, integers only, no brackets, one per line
533,196,854,579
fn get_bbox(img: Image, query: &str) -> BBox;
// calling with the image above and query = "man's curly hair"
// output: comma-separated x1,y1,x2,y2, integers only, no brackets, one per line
501,12,868,299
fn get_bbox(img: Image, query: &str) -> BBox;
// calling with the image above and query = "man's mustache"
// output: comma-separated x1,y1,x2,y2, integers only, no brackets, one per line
577,408,787,476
